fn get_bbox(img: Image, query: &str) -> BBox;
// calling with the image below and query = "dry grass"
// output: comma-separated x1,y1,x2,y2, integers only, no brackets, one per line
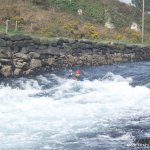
0,0,149,43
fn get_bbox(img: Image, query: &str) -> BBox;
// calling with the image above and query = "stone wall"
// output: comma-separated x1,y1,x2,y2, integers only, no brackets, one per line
0,34,150,77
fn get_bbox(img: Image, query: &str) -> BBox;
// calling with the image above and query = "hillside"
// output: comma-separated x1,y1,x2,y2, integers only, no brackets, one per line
0,0,150,43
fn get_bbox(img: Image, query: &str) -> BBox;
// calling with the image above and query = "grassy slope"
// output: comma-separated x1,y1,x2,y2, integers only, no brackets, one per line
0,0,149,43
46,0,105,23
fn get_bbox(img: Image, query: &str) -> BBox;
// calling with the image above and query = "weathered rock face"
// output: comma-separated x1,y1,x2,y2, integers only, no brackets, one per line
29,52,40,59
30,59,42,69
0,34,150,77
47,58,54,65
1,65,12,77
14,53,30,61
14,68,22,76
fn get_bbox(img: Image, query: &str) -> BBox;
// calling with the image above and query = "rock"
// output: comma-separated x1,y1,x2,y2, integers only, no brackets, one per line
13,61,28,69
63,39,69,43
86,55,93,62
30,59,42,69
6,50,12,58
41,59,48,66
34,49,47,54
51,41,57,47
0,59,12,65
57,38,64,46
0,52,8,58
67,55,74,63
29,52,40,59
23,69,33,75
27,45,37,52
6,41,13,46
112,53,123,62
79,56,86,62
13,58,24,63
14,53,30,61
13,41,28,47
0,34,10,40
47,58,54,65
123,54,134,62
1,65,12,77
105,55,113,64
21,47,29,54
9,35,32,41
77,60,83,65
11,46,20,53
130,53,135,61
14,68,22,76
0,39,7,47
80,40,93,45
47,47,60,55
0,48,12,58
32,38,41,45
71,44,79,50
40,39,50,45
10,35,25,41
38,45,48,50
24,36,32,40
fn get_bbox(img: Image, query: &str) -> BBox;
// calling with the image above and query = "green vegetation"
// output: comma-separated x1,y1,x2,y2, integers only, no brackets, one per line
132,0,150,12
46,0,105,24
36,0,149,29
0,0,150,44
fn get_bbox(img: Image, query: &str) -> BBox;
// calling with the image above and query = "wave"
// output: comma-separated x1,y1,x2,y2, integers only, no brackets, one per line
0,72,150,149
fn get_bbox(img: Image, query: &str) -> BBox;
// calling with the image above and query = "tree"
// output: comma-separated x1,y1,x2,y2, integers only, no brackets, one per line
131,0,150,12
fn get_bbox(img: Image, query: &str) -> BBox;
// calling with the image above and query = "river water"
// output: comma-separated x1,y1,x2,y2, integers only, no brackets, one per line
0,61,150,150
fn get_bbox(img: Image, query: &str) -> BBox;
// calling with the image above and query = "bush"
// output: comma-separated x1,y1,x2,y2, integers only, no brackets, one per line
81,24,100,39
120,28,141,42
10,16,25,24
63,21,82,38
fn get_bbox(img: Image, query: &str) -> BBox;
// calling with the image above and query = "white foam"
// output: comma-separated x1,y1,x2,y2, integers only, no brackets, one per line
0,72,150,149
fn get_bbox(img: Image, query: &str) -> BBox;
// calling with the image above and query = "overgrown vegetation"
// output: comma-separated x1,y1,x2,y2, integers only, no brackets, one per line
46,0,105,24
0,0,150,44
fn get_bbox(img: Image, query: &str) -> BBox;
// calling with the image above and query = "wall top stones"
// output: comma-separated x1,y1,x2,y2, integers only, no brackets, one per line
0,34,149,54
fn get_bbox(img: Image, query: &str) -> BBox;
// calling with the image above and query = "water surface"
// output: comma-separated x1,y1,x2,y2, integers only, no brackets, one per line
0,61,150,150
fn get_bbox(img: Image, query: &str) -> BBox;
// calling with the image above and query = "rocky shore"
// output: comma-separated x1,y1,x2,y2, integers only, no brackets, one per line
0,34,150,77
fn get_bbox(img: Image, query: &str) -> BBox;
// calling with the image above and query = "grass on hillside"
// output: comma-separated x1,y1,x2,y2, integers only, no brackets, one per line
0,0,150,44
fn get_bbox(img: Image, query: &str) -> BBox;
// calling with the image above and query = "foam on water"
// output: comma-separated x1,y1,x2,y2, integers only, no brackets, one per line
0,72,150,149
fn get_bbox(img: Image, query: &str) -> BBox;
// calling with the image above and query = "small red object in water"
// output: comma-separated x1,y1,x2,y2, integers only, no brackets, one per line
76,69,80,75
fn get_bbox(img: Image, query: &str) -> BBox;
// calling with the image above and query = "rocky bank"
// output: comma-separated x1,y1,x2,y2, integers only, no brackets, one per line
0,34,150,77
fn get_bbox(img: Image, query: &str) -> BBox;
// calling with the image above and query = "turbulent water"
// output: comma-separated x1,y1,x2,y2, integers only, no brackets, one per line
0,61,150,150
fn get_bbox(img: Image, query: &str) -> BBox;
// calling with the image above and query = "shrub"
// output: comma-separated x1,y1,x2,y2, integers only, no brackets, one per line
113,32,124,41
81,24,100,39
10,16,25,24
120,28,141,42
63,21,81,38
